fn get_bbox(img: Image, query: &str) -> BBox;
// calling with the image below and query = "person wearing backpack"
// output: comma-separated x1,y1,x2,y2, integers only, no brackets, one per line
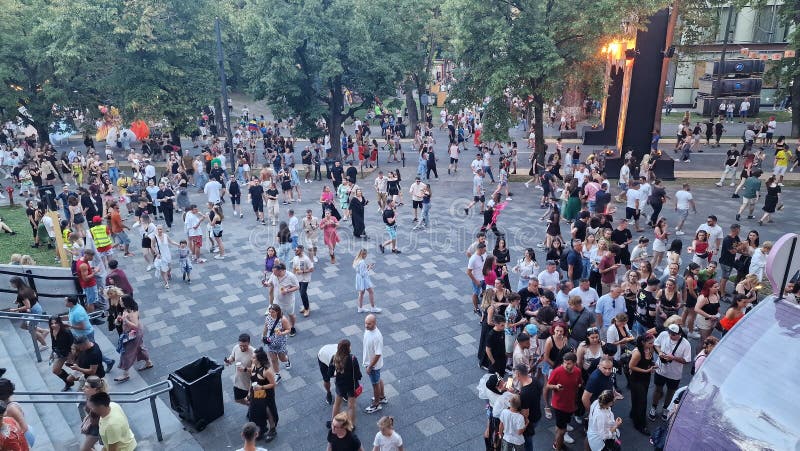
649,324,691,422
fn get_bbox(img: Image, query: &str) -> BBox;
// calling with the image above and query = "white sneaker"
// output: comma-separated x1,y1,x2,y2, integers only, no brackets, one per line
370,307,382,313
146,265,153,271
714,182,722,187
563,432,575,444
313,256,318,263
524,182,530,188
506,197,512,201
729,182,735,187
357,307,367,313
675,230,685,235
214,255,225,260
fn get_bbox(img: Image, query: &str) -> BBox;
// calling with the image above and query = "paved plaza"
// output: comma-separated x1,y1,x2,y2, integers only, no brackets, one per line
110,140,797,449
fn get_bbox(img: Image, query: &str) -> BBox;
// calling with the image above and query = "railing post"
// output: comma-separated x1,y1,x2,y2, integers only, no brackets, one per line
150,396,164,442
28,320,42,363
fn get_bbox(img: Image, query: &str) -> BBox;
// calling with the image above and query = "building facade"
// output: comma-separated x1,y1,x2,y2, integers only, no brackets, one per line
669,4,791,108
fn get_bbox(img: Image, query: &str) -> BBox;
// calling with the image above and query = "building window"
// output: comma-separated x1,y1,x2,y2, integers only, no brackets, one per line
752,5,788,43
715,7,738,42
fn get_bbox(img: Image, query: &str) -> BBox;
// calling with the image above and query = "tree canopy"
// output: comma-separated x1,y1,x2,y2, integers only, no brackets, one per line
445,0,668,161
0,0,222,141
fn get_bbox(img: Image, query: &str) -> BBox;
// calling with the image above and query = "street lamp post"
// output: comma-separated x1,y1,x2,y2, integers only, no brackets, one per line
215,17,236,177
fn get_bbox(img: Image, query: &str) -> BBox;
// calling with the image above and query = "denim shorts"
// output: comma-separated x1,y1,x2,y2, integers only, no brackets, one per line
385,225,397,240
368,367,382,385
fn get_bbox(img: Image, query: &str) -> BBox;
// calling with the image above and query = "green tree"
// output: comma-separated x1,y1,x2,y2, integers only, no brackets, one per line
45,0,221,141
0,0,69,140
240,0,407,156
446,0,666,164
0,0,222,143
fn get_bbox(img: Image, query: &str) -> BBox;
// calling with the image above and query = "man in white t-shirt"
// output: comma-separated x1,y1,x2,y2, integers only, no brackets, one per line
616,161,631,202
651,324,692,421
224,333,256,406
448,142,460,174
265,263,299,334
696,214,724,254
183,204,207,263
739,99,750,120
537,260,561,292
292,245,314,318
363,314,385,414
625,182,644,232
673,183,696,235
470,153,484,174
317,343,338,405
464,169,485,215
568,279,600,313
467,243,487,314
204,178,223,204
236,422,268,451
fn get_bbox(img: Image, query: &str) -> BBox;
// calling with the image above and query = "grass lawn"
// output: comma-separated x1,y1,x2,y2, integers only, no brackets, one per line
659,110,792,124
0,206,60,266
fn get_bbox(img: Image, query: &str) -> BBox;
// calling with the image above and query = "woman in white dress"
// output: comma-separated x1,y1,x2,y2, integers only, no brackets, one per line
152,225,179,289
353,249,380,314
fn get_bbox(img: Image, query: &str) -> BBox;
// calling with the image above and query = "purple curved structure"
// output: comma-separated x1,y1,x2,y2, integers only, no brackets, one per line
665,295,800,450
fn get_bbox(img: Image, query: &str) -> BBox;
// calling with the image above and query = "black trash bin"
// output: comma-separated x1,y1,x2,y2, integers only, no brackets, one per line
168,356,224,431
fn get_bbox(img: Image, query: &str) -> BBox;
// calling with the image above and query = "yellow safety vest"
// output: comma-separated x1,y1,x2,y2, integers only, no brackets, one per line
62,227,72,242
90,224,112,248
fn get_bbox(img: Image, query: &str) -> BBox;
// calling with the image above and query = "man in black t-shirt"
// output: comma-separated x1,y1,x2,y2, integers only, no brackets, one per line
571,211,589,242
716,144,740,188
513,363,543,447
594,182,612,215
484,315,507,375
345,162,358,184
301,147,313,183
611,219,633,269
379,200,400,254
67,335,105,386
718,223,741,297
330,161,344,190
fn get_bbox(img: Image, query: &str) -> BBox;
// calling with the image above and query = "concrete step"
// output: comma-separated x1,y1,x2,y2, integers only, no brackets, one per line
0,322,78,449
1,318,201,449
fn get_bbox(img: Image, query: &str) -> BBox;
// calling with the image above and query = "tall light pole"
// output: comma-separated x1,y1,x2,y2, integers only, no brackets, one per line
215,17,236,176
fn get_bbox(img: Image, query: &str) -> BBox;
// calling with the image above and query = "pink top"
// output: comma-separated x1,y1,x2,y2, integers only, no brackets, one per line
321,191,334,203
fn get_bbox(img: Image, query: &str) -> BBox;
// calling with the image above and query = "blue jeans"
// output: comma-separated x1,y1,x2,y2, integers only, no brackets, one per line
726,111,733,121
483,166,495,182
421,202,431,225
196,172,208,188
108,167,119,186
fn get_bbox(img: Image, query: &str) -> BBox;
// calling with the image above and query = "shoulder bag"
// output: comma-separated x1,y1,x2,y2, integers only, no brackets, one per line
352,355,363,397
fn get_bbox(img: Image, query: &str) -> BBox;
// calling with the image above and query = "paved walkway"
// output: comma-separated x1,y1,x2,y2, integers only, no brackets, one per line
96,139,798,450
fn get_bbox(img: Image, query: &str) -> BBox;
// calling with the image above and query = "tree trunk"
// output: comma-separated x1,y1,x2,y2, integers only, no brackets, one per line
214,97,225,138
328,75,344,160
792,71,800,138
33,120,50,145
404,80,419,136
533,95,546,166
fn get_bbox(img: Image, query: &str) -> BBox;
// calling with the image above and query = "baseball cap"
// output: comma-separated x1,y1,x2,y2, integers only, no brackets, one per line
92,216,102,223
525,324,538,336
667,324,681,334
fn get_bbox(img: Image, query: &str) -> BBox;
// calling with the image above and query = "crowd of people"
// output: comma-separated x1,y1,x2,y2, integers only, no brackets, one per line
1,100,798,451
469,121,797,450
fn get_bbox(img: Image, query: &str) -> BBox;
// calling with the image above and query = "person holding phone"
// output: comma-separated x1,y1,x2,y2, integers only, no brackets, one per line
627,334,656,435
543,352,582,449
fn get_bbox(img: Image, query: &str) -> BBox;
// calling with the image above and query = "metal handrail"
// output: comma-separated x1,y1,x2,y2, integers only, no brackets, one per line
15,380,173,442
0,310,104,363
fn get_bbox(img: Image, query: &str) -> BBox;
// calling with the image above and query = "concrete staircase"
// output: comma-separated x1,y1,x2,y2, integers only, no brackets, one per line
0,316,201,450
